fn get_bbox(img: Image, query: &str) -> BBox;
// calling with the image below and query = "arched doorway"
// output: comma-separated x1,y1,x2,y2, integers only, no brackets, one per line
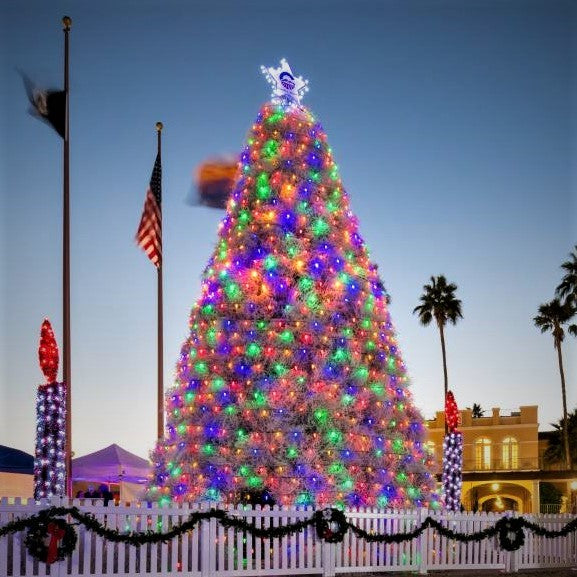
479,494,521,512
463,482,533,513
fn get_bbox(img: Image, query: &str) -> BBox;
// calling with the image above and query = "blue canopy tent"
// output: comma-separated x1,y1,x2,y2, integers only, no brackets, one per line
0,445,34,499
0,445,34,474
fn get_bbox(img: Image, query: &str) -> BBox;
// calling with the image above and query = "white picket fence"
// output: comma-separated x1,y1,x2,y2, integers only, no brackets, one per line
0,498,575,577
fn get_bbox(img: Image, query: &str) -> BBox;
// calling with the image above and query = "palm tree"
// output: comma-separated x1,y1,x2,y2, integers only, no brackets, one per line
533,298,575,470
556,245,577,305
556,245,577,336
543,409,577,469
471,403,484,418
413,275,463,406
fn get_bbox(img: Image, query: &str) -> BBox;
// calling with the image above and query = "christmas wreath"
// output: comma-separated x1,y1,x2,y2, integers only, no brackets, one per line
314,508,348,543
497,517,525,551
24,517,77,564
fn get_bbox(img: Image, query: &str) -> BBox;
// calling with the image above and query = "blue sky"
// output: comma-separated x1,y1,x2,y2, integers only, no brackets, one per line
1,0,575,460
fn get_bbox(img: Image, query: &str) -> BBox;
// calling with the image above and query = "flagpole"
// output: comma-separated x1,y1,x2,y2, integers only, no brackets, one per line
156,122,164,441
62,15,72,498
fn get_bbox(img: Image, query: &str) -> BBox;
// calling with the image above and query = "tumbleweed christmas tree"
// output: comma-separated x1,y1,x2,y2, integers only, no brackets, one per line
147,60,438,508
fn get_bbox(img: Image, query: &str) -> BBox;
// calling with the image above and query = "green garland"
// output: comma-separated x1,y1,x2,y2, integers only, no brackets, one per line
1,505,576,564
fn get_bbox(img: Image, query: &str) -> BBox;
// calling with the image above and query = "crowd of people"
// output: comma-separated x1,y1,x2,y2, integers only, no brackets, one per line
75,484,115,505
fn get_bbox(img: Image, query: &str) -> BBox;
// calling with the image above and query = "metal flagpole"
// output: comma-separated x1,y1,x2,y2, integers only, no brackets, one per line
62,15,73,498
156,122,164,441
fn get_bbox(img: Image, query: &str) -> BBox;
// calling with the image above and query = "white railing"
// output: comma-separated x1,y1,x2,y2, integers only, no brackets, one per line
0,498,576,577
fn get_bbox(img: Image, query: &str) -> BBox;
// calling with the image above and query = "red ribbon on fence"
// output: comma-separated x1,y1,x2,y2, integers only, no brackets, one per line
46,522,66,564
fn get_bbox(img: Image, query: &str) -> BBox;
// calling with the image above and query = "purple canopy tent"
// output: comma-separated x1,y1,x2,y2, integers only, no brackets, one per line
72,444,151,502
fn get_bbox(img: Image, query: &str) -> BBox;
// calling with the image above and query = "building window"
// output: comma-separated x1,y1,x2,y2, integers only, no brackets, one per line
502,436,518,469
475,437,492,470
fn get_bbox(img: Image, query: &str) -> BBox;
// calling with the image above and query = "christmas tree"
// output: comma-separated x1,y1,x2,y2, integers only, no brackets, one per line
147,60,438,509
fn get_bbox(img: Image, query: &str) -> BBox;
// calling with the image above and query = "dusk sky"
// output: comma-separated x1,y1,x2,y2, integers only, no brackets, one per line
1,0,575,461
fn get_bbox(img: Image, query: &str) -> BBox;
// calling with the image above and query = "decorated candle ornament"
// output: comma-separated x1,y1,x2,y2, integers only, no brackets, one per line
146,61,438,509
39,319,59,383
34,319,67,499
442,390,463,511
445,391,459,433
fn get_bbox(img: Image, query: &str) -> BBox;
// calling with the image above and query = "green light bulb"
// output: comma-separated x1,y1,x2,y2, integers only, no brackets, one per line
287,446,298,459
341,394,355,406
264,255,277,270
211,377,225,391
246,343,261,358
262,139,278,159
253,391,267,407
273,363,287,377
328,462,344,475
279,330,294,343
225,282,241,301
392,438,404,454
299,277,314,292
312,217,329,237
354,366,369,381
238,210,251,225
195,361,208,375
201,304,215,316
370,383,384,396
326,429,343,445
314,408,329,424
247,475,263,488
206,328,217,346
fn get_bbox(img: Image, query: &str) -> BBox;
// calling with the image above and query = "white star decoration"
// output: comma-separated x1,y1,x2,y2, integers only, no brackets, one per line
261,58,309,108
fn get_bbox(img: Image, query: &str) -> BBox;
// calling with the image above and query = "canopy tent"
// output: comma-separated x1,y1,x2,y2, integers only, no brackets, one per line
72,444,150,483
72,444,151,502
0,445,34,474
0,445,34,499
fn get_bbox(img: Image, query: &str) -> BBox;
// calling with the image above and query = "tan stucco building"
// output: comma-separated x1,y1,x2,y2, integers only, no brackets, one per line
426,405,577,513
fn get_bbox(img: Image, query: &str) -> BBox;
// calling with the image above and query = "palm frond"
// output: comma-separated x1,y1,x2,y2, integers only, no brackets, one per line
413,274,463,328
556,245,577,302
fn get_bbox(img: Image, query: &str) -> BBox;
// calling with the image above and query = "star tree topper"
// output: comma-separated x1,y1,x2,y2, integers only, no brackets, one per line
261,58,309,108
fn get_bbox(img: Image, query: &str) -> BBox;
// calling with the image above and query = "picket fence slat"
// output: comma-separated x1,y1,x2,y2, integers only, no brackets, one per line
1,497,576,577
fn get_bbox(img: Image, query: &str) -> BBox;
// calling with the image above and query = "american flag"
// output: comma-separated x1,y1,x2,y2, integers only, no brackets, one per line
136,153,162,267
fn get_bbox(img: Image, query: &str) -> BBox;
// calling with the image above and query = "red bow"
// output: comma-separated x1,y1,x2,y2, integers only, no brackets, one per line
46,522,66,564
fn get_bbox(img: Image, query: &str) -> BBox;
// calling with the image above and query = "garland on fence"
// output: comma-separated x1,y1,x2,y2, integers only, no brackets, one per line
1,505,576,564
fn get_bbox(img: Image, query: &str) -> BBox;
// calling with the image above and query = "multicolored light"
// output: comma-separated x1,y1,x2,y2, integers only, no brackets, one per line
34,319,66,499
147,65,438,509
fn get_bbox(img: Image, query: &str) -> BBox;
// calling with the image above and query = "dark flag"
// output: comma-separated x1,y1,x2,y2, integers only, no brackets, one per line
21,72,66,138
194,159,237,209
136,153,162,267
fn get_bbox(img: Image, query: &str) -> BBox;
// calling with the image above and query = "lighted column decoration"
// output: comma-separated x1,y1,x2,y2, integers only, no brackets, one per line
146,60,439,509
34,319,67,499
442,390,463,511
